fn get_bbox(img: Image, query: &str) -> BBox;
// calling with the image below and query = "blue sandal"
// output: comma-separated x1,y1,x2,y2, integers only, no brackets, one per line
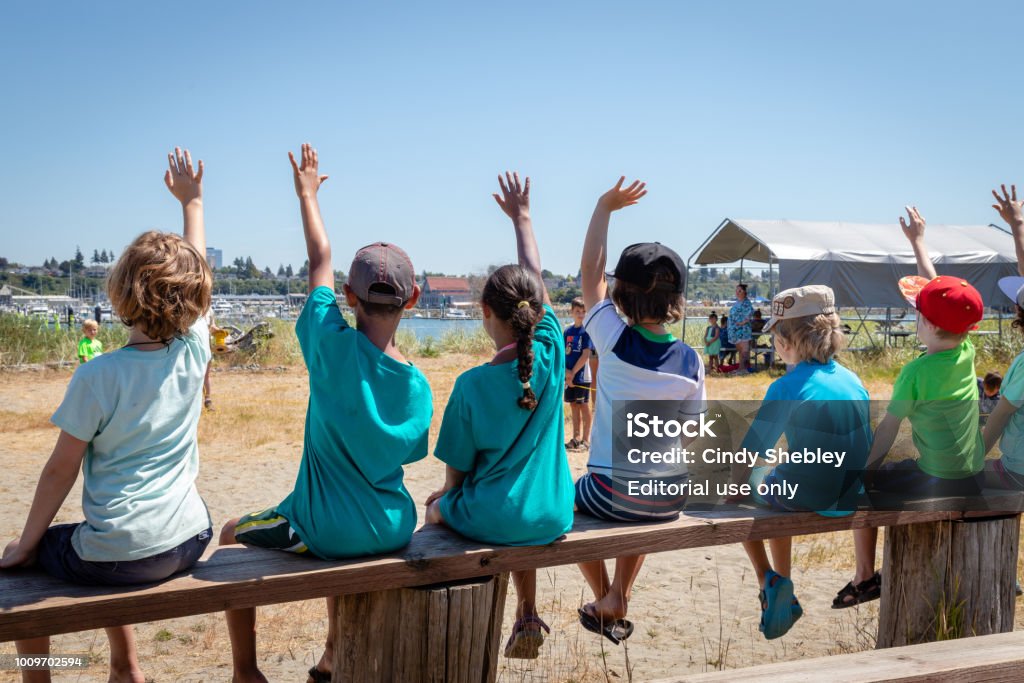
759,570,796,640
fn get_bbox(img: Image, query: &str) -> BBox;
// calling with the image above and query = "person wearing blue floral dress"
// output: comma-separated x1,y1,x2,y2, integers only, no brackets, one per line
729,284,754,372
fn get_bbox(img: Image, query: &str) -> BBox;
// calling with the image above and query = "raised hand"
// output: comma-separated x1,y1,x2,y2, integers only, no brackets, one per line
288,143,329,199
898,205,926,243
164,147,204,206
493,171,530,222
992,184,1024,229
598,176,647,213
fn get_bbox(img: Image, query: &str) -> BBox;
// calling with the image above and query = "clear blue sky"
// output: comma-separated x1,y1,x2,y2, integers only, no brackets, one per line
2,1,1022,276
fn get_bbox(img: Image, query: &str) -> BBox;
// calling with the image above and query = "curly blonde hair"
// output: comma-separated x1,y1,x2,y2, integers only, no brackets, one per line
773,312,845,364
107,231,212,340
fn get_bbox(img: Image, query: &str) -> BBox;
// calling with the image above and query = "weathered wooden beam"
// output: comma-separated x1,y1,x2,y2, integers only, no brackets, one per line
0,506,1014,641
649,631,1024,682
333,575,508,683
877,515,1020,648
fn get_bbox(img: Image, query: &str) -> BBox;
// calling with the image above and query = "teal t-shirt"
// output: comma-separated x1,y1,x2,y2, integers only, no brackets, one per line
277,286,432,558
741,359,871,513
887,340,983,478
51,318,212,561
437,305,575,546
997,349,1024,474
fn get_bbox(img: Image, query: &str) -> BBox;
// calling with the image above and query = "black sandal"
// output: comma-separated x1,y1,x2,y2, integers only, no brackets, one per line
578,606,634,645
831,571,881,609
307,666,331,683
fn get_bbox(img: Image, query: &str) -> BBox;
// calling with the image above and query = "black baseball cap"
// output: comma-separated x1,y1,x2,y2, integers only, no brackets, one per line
608,242,686,293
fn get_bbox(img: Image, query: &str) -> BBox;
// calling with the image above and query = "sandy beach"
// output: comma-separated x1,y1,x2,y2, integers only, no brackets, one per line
1,360,1021,683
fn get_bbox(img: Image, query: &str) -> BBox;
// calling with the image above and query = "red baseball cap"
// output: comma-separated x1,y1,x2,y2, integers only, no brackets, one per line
898,275,983,334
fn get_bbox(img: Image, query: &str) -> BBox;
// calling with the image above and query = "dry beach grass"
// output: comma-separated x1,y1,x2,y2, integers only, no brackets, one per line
0,360,1021,682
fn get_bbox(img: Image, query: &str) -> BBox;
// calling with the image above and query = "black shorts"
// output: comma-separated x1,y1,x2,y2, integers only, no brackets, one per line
564,384,591,404
37,523,211,586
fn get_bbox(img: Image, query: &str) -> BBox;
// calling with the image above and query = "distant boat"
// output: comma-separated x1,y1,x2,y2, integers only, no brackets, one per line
412,313,424,318
445,308,469,319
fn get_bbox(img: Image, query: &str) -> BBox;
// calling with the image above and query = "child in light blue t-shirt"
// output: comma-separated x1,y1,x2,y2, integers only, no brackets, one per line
732,285,870,640
1,148,214,682
426,172,574,660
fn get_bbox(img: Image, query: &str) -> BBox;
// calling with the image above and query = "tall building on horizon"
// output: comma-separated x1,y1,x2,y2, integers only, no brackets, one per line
206,247,223,270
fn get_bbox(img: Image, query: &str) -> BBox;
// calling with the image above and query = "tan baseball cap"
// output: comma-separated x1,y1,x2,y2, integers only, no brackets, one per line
764,285,836,332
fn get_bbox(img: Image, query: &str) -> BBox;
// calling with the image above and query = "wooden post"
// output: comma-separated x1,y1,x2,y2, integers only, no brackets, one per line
877,516,1019,648
332,573,509,683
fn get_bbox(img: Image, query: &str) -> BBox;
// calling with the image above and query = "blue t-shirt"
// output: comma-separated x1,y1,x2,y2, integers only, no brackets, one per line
741,359,871,512
51,318,212,561
437,306,575,546
564,324,594,385
998,349,1024,474
277,286,433,558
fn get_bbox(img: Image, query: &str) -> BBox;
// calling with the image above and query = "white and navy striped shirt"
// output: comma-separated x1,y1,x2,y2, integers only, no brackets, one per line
584,299,706,474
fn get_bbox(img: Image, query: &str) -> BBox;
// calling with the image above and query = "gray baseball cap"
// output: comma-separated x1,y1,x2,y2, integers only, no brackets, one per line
764,285,836,332
999,275,1024,307
348,242,416,306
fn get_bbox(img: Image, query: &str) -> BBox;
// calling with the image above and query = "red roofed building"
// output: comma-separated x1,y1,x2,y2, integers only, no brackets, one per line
420,276,472,309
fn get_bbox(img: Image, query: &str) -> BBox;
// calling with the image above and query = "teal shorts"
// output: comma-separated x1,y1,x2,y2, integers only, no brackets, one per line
234,507,311,554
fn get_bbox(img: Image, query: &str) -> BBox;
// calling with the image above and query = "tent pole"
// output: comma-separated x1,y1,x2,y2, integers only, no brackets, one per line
885,307,890,349
683,255,692,342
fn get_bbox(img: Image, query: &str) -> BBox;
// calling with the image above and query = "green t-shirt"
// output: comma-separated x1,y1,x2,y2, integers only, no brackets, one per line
277,286,433,558
77,337,103,363
436,305,575,546
887,340,983,478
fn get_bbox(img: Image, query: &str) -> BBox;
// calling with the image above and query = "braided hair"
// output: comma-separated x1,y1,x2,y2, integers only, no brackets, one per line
482,264,543,410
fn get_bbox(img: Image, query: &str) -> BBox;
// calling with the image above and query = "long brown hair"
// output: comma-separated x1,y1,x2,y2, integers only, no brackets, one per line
482,265,543,410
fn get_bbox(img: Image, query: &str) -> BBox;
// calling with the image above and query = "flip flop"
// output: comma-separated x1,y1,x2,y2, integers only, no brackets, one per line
503,615,550,659
577,606,634,646
759,570,795,640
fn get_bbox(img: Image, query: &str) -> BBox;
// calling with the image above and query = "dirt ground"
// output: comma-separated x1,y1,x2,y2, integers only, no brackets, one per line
0,361,1020,682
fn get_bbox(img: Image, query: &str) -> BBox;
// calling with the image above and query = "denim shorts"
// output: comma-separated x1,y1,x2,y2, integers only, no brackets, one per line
749,466,802,511
873,459,981,497
36,523,212,586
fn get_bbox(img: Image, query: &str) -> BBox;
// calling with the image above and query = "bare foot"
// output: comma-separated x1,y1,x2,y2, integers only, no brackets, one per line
585,590,628,622
232,669,269,683
107,666,145,683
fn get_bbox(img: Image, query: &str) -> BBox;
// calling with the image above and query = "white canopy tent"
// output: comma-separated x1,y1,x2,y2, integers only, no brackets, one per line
689,219,1017,308
687,219,1018,347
